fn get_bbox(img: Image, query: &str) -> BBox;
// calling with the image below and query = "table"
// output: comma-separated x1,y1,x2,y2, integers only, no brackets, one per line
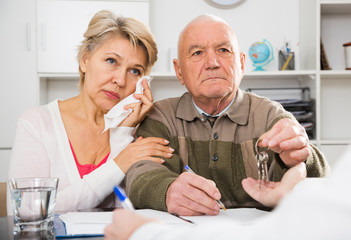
1,208,270,239
0,216,104,240
0,208,115,239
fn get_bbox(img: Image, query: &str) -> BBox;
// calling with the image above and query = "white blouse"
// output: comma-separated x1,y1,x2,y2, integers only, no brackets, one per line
7,99,134,214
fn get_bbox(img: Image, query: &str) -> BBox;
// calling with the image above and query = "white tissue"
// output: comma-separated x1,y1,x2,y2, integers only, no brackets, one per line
103,76,152,133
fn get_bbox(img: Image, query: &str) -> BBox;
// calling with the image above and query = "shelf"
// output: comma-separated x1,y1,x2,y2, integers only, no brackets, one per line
37,72,177,82
41,70,351,82
38,72,79,79
150,72,177,81
320,70,351,78
321,1,351,15
38,72,177,80
150,70,317,80
310,140,317,145
320,139,351,145
244,70,316,77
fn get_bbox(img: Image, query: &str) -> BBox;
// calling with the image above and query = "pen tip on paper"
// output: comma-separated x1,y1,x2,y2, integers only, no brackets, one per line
217,200,227,211
221,205,227,211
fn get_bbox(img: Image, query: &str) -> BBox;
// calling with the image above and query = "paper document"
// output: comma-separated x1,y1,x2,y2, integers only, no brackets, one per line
57,208,270,236
183,208,269,225
57,209,187,236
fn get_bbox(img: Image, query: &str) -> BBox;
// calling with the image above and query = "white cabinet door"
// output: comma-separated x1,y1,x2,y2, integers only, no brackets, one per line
0,0,37,148
37,0,149,73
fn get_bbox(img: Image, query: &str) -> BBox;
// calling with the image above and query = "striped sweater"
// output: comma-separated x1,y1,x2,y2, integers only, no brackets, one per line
125,89,329,211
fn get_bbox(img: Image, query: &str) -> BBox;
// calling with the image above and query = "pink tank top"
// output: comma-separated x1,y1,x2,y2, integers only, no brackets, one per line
69,140,110,178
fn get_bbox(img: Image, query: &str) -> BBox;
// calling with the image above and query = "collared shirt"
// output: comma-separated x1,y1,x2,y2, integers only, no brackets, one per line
192,93,236,118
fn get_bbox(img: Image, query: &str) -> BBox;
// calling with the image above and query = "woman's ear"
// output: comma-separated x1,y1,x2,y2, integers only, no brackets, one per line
80,55,88,73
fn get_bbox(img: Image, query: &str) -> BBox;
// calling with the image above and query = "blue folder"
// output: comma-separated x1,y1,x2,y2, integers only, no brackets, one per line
54,215,104,238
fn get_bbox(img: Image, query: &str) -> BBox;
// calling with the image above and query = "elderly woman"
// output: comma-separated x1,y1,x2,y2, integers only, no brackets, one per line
7,10,172,212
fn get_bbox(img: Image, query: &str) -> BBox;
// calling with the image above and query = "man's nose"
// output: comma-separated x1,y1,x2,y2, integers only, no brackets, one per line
204,50,220,70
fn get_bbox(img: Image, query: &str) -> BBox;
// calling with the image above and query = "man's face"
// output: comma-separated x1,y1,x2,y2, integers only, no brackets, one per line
174,20,245,103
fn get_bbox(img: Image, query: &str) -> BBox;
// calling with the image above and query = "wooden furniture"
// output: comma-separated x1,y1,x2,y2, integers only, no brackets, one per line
0,182,7,217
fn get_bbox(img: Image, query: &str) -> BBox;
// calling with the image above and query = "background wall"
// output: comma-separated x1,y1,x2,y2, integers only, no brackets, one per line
150,0,300,73
0,0,310,182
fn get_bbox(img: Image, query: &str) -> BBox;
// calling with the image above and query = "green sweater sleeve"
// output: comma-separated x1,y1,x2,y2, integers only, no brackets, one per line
125,118,182,211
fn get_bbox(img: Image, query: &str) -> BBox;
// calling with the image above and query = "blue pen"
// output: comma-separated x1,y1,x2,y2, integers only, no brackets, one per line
184,165,227,211
113,186,135,211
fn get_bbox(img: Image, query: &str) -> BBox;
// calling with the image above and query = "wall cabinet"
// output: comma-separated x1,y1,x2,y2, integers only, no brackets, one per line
0,0,37,148
36,0,149,105
37,0,149,73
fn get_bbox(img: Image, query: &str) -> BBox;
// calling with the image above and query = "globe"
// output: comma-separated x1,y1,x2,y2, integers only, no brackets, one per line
248,39,274,71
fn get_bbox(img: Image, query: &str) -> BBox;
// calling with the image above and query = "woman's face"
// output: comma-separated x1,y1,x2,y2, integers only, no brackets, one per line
80,35,147,113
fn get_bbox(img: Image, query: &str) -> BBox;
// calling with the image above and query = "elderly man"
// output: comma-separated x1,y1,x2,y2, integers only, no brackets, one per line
124,14,328,216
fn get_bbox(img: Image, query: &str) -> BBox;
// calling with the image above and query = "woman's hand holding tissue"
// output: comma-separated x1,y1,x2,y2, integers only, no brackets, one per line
114,136,174,174
119,79,153,128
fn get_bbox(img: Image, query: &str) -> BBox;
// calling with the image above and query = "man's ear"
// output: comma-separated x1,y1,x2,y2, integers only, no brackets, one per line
173,59,184,85
240,52,246,74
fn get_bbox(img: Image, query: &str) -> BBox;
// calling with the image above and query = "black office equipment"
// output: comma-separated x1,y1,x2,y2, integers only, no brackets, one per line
246,87,315,139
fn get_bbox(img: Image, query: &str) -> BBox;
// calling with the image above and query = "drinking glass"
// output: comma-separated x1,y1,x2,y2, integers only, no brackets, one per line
8,177,59,232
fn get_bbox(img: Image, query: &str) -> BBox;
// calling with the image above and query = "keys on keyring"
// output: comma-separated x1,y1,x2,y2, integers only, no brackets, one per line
255,139,269,188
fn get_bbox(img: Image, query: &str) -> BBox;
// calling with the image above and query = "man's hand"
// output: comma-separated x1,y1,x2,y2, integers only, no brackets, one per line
260,118,311,167
242,162,307,207
104,209,155,240
166,172,221,216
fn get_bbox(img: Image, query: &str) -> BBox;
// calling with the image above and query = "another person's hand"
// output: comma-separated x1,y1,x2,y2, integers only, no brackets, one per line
120,79,153,127
166,172,221,216
242,162,307,207
259,118,311,167
104,209,155,240
114,136,173,173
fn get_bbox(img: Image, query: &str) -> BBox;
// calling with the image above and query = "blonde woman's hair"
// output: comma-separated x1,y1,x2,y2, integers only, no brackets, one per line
77,10,158,88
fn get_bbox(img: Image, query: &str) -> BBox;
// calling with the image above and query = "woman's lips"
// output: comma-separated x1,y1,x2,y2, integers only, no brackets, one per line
103,90,120,100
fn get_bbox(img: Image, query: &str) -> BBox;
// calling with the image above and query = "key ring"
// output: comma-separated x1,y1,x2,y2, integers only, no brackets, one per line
255,138,270,186
255,138,269,157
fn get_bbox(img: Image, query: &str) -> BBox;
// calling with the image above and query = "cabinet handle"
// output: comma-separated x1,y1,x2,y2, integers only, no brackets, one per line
26,23,31,51
42,23,46,51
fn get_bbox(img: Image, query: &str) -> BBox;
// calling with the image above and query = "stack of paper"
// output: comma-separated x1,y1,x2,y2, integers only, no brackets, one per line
57,212,113,236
